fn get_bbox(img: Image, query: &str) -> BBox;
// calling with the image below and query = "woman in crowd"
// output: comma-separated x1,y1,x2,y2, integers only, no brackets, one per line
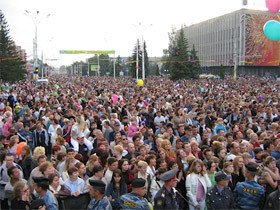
86,154,100,177
106,169,127,209
62,157,76,181
31,146,45,170
48,172,71,198
232,155,245,189
18,145,33,180
70,115,92,151
39,161,55,178
186,159,212,210
134,160,152,201
260,156,280,198
206,159,217,186
11,181,31,210
222,161,234,191
118,159,131,192
75,162,88,181
173,107,186,131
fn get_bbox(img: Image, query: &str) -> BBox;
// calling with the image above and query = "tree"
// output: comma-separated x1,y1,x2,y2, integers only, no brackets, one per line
189,44,201,79
143,41,149,77
169,27,191,80
0,10,26,82
115,56,124,77
130,39,142,78
219,64,225,79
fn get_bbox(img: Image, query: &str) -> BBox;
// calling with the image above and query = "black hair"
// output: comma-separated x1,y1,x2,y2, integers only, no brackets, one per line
111,169,126,194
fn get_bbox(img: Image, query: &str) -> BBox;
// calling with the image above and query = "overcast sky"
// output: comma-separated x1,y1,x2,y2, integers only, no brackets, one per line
0,0,266,67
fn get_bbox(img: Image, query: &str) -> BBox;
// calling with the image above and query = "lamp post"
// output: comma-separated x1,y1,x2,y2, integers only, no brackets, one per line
24,10,50,77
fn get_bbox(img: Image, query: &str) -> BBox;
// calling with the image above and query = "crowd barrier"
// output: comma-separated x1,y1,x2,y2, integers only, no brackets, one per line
57,193,90,210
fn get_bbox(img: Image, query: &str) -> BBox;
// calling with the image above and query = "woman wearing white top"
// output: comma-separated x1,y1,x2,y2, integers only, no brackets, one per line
71,115,93,151
186,159,212,210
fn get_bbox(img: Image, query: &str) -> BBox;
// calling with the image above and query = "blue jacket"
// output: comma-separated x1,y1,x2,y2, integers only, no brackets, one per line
106,182,127,208
233,179,265,210
120,192,150,209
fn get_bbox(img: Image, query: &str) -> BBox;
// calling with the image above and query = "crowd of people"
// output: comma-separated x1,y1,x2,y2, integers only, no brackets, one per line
0,74,279,210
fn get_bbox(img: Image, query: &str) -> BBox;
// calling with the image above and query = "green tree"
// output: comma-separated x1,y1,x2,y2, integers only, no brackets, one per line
130,39,142,78
169,27,191,80
0,10,26,82
115,55,123,77
189,44,201,79
143,41,149,77
219,64,225,79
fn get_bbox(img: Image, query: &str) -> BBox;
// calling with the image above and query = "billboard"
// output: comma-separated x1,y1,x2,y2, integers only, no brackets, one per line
245,14,280,66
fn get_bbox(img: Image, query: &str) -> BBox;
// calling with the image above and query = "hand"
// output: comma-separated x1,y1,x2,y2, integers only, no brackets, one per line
195,204,201,209
108,195,112,201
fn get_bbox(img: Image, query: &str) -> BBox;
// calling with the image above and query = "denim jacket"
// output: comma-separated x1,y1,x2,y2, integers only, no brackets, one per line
105,182,127,209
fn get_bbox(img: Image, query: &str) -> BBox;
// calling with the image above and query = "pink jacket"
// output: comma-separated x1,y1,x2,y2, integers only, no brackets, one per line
127,124,139,138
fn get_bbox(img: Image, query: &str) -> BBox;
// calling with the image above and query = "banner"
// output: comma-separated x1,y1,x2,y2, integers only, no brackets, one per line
59,50,115,54
90,64,99,71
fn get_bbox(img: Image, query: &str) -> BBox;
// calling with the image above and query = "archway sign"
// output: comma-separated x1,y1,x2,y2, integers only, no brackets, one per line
59,50,116,77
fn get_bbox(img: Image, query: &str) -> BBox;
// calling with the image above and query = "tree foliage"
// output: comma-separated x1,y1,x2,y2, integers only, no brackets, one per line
0,10,26,82
166,27,201,81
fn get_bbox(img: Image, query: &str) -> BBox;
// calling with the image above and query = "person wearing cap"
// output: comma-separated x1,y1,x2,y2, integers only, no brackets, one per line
120,178,150,209
30,199,46,210
206,171,234,210
33,177,58,210
153,169,179,209
77,132,90,164
233,162,265,209
88,179,112,210
264,179,280,209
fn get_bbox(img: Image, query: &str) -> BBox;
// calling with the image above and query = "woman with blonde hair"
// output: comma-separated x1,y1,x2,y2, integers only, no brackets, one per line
232,156,245,189
186,159,212,210
113,145,123,161
86,154,100,177
134,160,152,201
62,157,76,181
161,139,176,161
222,161,234,190
70,115,92,152
8,135,19,160
31,146,45,170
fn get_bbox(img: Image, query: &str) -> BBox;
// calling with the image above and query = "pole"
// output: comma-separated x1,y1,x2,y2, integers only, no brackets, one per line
41,51,43,78
113,54,116,79
97,55,100,77
88,62,89,76
136,39,139,81
233,15,238,81
142,37,145,80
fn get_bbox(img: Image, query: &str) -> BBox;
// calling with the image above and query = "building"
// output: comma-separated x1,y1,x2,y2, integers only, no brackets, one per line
183,9,280,76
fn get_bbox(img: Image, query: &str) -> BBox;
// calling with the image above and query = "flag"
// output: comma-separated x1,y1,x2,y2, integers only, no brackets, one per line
136,66,142,71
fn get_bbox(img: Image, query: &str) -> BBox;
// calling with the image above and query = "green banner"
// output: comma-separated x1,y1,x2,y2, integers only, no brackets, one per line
91,64,99,71
59,50,115,54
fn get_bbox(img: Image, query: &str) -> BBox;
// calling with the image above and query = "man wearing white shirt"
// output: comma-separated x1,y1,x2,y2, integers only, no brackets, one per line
154,111,165,129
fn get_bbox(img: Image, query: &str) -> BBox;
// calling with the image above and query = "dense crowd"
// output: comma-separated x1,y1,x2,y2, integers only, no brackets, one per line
0,75,279,210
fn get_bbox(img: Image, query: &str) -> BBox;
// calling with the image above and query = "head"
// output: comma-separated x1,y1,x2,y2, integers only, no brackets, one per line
48,172,60,189
108,157,118,171
137,160,148,175
13,181,29,200
187,159,204,176
264,156,276,171
223,161,234,174
39,161,54,177
131,178,146,197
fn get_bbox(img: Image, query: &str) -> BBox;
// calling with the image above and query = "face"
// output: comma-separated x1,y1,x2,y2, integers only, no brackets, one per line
160,161,167,168
5,156,14,168
11,168,20,179
95,170,104,178
170,179,178,188
22,184,30,197
210,163,216,172
194,163,202,173
150,158,156,166
121,161,129,171
139,166,147,174
134,138,141,146
205,151,212,160
70,171,79,180
78,164,86,175
110,161,118,171
225,165,234,174
51,176,60,188
44,166,55,177
113,174,121,183
184,144,191,153
67,151,75,158
268,160,276,170
219,149,226,159
238,158,244,168
136,186,147,197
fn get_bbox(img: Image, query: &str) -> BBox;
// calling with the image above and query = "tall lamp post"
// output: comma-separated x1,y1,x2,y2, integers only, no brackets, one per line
24,10,50,77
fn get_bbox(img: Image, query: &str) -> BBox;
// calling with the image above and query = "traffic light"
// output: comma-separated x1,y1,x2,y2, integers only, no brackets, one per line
35,67,39,74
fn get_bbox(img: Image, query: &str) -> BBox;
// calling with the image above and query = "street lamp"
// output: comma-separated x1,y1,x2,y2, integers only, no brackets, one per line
24,10,50,78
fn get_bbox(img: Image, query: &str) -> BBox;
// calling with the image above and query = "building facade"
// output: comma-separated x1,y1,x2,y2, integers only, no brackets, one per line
183,9,280,76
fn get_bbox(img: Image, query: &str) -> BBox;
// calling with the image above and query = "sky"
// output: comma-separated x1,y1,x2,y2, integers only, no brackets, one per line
0,0,267,67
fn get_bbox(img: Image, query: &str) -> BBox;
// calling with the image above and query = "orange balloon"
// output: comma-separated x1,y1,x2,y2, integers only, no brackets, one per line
17,142,27,156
